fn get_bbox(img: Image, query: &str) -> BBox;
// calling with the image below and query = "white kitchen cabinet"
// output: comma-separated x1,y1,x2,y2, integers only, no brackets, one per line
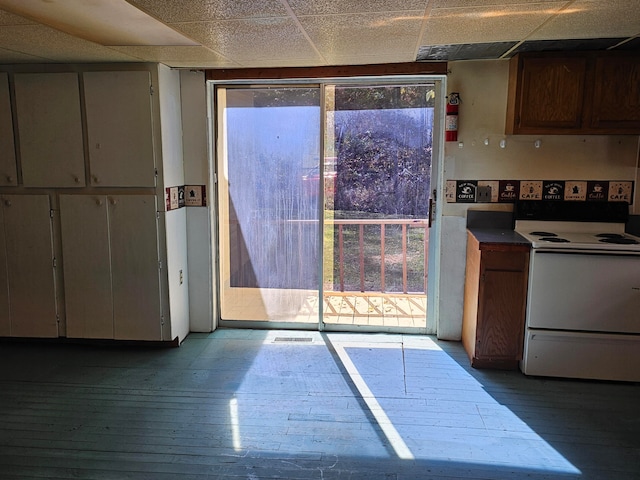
0,73,17,187
60,194,162,341
83,71,156,187
0,195,57,337
13,73,85,187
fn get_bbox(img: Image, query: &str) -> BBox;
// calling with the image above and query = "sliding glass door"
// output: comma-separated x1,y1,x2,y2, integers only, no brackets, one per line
215,81,437,331
216,87,321,324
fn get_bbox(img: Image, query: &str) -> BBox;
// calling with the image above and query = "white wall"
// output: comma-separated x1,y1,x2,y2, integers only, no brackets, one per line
436,59,640,340
180,70,215,332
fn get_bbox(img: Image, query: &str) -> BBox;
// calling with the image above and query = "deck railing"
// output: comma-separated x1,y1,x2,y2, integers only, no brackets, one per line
329,219,429,294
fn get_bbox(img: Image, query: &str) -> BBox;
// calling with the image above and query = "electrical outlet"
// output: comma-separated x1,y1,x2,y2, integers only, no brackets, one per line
179,269,183,285
477,185,492,203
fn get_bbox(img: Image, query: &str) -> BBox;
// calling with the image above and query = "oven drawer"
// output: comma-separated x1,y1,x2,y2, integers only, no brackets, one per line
527,252,640,333
521,329,640,381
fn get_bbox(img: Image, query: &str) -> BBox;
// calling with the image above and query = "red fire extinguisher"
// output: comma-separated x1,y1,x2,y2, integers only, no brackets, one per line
445,92,460,142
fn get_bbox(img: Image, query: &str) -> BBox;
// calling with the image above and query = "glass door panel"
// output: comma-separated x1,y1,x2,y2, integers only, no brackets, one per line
323,84,435,330
217,87,321,324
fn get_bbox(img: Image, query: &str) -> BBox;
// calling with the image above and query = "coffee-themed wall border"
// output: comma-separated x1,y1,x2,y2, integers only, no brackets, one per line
165,185,207,211
445,180,634,204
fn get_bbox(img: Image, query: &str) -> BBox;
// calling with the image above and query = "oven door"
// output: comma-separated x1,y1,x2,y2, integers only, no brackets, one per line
527,251,640,334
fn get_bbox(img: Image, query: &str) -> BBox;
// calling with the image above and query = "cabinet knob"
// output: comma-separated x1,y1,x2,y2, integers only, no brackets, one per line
109,198,117,206
74,175,80,184
92,175,100,184
4,200,11,207
6,176,12,183
95,199,103,206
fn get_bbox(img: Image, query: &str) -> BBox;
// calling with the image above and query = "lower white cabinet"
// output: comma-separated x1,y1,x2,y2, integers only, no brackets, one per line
60,195,162,341
0,195,57,337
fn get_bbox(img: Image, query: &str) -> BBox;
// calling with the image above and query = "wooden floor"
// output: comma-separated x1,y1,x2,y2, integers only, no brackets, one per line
1,329,639,479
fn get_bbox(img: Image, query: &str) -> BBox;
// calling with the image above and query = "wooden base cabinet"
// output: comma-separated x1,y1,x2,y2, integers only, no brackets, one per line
462,232,529,369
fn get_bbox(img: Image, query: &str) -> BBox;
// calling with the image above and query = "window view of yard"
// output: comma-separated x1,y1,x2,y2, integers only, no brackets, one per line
324,84,434,295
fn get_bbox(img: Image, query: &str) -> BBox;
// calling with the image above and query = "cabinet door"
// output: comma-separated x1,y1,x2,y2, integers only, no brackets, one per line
0,204,9,336
84,71,156,187
60,195,113,339
2,195,57,337
510,56,588,133
477,269,526,361
0,73,17,187
14,73,85,187
108,195,162,340
590,55,640,131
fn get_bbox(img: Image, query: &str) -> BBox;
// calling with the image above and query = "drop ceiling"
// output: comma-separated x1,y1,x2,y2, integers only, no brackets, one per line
0,0,638,68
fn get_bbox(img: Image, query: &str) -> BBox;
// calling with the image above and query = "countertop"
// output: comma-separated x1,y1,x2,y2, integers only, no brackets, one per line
467,227,531,249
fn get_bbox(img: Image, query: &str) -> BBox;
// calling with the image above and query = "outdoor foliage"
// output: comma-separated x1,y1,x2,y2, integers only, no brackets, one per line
333,85,434,218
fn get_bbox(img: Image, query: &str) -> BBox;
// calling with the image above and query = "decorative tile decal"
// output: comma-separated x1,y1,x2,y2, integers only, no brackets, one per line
166,185,207,210
542,181,565,201
185,185,207,207
445,180,457,202
608,181,633,203
586,181,608,201
498,180,519,202
456,181,477,203
445,180,635,205
564,181,587,201
519,181,543,200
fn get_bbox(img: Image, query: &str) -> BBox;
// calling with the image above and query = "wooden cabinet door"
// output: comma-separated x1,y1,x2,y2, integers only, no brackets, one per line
0,73,17,187
84,71,156,187
477,269,526,361
14,73,85,187
2,195,57,337
60,195,114,339
590,55,640,131
516,56,588,132
0,204,9,336
108,195,162,340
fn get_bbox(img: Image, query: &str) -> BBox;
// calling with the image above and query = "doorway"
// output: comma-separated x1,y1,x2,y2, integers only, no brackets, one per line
214,79,441,333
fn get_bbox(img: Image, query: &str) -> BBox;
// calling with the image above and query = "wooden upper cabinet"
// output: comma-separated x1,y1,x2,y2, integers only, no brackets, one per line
506,51,640,135
589,55,640,131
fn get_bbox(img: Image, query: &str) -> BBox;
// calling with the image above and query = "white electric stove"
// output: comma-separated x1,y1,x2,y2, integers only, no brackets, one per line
513,201,640,382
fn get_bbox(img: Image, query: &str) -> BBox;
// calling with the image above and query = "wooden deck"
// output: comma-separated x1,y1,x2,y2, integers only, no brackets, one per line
323,292,426,328
1,329,639,479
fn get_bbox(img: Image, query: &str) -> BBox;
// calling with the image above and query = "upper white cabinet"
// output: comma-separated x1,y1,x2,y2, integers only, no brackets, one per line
0,73,17,187
0,195,57,337
60,194,162,341
14,73,85,187
84,71,156,187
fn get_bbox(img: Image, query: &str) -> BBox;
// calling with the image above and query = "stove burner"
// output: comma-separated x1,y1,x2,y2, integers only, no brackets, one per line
530,231,557,236
595,233,624,239
540,237,570,243
599,237,639,245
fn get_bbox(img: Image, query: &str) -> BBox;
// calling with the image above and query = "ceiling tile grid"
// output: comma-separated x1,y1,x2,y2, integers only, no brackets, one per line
0,0,637,68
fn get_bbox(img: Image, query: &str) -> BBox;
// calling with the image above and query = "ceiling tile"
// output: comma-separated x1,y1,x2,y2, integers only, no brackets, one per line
288,0,427,16
530,0,640,40
129,0,288,23
107,45,239,68
0,25,139,62
300,12,423,61
174,18,322,64
0,9,35,25
0,46,45,63
421,2,566,45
